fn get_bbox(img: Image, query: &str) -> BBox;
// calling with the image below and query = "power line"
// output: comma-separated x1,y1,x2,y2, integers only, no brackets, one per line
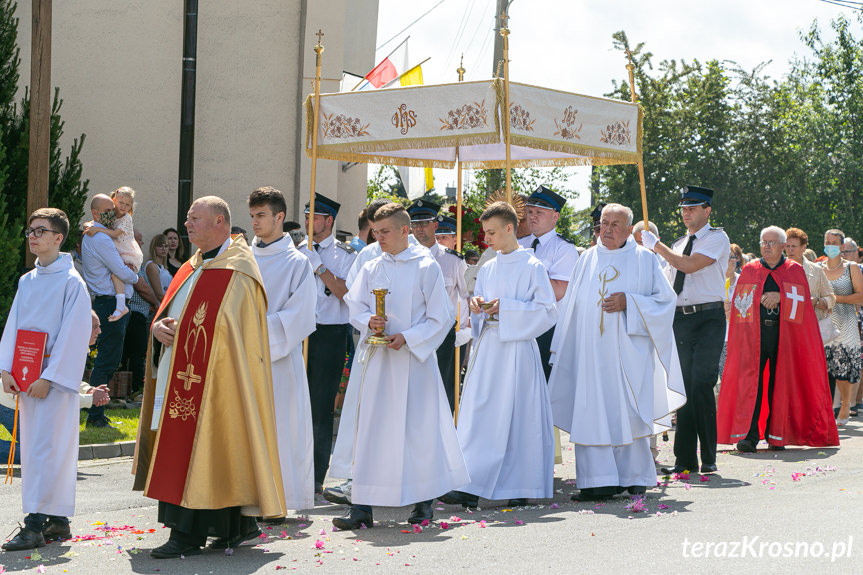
818,0,863,9
376,0,450,52
444,0,479,73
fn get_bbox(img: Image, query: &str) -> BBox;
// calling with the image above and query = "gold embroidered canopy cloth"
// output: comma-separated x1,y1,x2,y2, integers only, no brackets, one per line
304,79,643,169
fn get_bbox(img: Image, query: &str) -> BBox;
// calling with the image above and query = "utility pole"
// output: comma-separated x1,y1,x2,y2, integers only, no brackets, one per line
487,0,511,197
176,0,198,250
26,0,51,267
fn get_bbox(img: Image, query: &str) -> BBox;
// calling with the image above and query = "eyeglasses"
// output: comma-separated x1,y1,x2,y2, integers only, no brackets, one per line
760,241,783,248
840,249,857,254
24,227,59,238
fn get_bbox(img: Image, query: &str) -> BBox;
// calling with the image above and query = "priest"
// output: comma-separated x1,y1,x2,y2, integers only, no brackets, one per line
718,226,838,451
331,203,469,529
133,196,286,558
440,201,557,509
249,187,317,513
549,204,686,501
0,208,92,551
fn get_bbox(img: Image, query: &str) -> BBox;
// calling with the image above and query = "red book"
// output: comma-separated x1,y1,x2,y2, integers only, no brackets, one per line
11,330,48,392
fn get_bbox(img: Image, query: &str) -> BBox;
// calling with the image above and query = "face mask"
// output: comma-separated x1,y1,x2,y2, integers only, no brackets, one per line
98,210,116,229
824,245,841,259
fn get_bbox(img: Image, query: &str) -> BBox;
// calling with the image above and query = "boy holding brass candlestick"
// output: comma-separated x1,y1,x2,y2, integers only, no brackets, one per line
440,201,557,509
332,203,469,530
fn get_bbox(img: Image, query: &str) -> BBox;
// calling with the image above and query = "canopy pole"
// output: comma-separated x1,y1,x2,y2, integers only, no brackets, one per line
304,30,325,367
500,12,512,203
454,54,466,425
625,51,649,230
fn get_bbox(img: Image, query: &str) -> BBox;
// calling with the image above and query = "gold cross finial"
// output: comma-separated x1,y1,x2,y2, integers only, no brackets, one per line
500,11,509,30
457,53,465,81
316,29,324,44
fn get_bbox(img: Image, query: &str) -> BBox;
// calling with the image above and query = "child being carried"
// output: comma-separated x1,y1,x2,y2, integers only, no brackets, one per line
84,186,144,321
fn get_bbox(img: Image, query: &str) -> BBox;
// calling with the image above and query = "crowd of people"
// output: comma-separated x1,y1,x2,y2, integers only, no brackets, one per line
0,182,858,560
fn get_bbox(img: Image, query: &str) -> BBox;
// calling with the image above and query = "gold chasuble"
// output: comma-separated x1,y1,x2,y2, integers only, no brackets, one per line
132,237,286,518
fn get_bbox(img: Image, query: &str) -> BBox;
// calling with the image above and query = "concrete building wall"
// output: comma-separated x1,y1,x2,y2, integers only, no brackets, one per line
15,0,378,246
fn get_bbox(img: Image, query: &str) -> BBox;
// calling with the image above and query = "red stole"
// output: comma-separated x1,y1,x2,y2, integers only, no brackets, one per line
717,259,838,447
145,267,234,504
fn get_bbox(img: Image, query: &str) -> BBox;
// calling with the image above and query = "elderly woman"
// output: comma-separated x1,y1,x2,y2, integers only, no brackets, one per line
785,228,835,322
821,229,863,425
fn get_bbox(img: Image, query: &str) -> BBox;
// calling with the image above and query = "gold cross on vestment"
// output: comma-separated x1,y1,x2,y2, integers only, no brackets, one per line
597,266,621,336
177,363,202,391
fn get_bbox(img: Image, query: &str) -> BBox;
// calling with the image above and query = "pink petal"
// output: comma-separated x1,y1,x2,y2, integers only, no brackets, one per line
315,540,325,549
699,475,710,482
440,522,449,530
514,519,524,525
420,519,430,527
319,529,327,535
36,567,46,575
550,503,560,509
412,525,422,534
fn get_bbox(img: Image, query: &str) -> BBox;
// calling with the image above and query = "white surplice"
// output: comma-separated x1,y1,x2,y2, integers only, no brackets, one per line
548,237,686,489
457,248,557,499
0,254,92,517
334,243,469,506
253,235,317,511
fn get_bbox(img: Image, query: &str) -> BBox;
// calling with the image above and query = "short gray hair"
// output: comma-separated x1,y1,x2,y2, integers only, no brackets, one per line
760,225,787,243
632,220,658,235
193,195,232,226
601,203,634,226
843,238,858,250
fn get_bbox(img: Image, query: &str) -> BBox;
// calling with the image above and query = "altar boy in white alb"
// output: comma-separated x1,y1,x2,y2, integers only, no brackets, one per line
249,187,317,513
548,204,686,501
332,203,469,530
440,201,557,510
0,208,92,550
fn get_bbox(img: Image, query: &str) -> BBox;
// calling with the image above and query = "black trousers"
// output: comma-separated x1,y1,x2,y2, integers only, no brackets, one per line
746,323,780,443
158,502,257,546
535,326,556,382
121,310,149,394
672,307,725,468
307,323,351,484
436,324,457,413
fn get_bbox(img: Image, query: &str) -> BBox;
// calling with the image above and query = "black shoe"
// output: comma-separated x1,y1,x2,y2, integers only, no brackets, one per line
736,439,757,453
407,501,433,525
700,464,718,474
626,486,647,496
570,490,613,502
768,444,785,451
260,516,286,525
437,490,479,509
332,506,374,530
151,539,203,559
210,526,263,549
660,464,696,475
2,528,46,551
43,520,72,541
507,498,529,507
86,417,114,429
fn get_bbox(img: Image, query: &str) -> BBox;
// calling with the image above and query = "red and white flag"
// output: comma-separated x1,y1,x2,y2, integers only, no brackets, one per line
354,38,409,91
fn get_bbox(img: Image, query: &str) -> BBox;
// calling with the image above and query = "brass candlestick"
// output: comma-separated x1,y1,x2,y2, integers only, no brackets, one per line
366,288,390,345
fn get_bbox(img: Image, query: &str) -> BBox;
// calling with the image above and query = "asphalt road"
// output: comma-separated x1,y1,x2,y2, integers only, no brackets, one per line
0,422,861,575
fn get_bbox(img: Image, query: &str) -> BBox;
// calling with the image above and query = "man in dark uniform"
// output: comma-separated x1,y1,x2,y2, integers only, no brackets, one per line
640,185,730,474
408,201,467,412
299,193,358,492
518,186,579,380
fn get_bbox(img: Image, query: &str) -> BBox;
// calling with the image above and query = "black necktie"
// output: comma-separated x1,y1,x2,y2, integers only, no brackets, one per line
673,235,695,295
314,243,321,253
531,238,540,251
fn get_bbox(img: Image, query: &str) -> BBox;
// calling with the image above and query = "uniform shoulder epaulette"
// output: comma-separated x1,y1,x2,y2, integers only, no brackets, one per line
445,248,464,259
335,240,356,254
709,227,725,232
556,233,575,245
672,234,687,245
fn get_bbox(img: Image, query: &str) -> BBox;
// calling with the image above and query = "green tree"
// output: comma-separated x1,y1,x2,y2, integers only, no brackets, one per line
0,0,89,325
